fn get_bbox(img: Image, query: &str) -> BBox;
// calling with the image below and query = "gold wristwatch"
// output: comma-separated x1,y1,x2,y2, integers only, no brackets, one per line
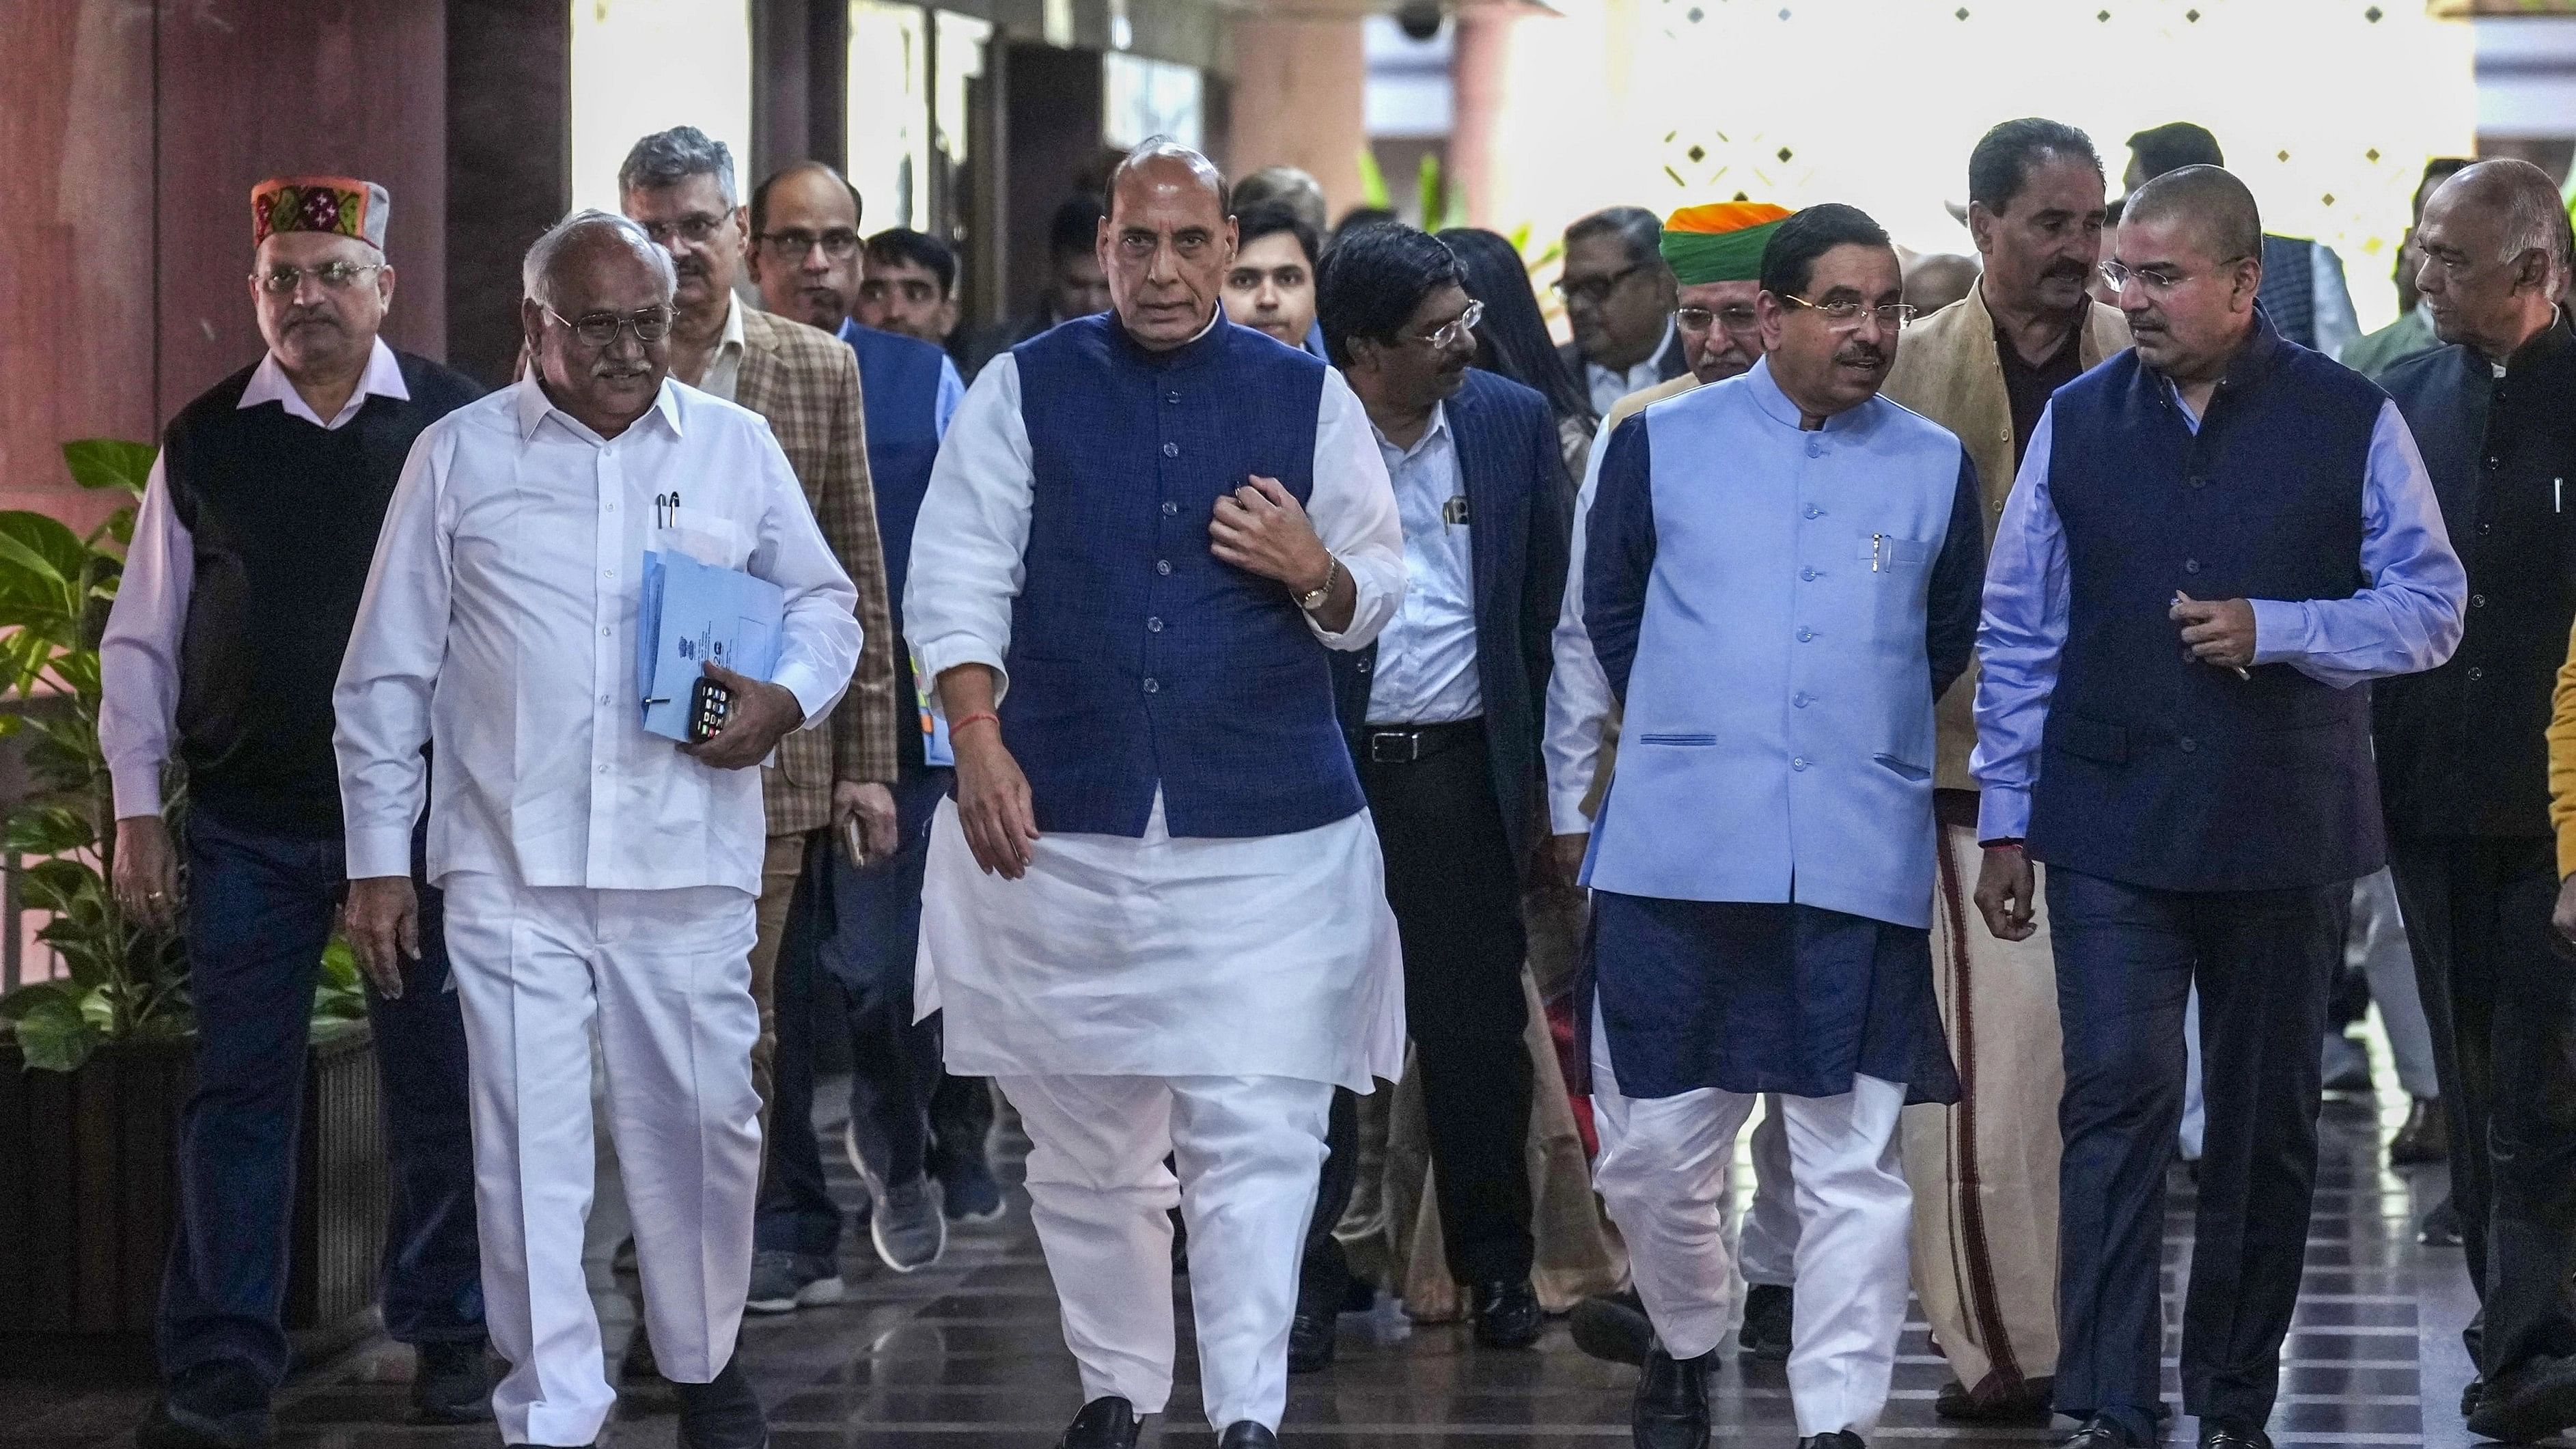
1297,555,1340,613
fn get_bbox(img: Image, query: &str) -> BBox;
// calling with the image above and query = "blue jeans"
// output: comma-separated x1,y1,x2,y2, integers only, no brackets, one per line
157,810,482,1398
757,770,950,1254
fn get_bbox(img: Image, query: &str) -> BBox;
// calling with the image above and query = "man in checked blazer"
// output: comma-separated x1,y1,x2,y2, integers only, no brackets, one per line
616,127,900,1285
1295,223,1573,1364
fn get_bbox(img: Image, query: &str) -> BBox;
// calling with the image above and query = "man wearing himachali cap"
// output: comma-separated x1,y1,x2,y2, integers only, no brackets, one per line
101,177,492,1448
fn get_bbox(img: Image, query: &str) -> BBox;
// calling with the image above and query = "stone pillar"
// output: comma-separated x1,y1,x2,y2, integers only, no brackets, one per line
1225,16,1368,223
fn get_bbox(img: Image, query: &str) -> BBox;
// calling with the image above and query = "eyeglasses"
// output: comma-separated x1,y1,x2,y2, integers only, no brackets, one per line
637,213,732,248
544,305,675,348
1676,303,1760,335
1553,262,1648,307
758,229,862,261
250,262,385,294
2099,258,2248,294
1411,299,1485,350
1778,294,1917,332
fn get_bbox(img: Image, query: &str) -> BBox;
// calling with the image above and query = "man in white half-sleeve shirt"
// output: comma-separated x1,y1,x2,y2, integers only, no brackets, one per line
334,211,861,1449
904,139,1407,1449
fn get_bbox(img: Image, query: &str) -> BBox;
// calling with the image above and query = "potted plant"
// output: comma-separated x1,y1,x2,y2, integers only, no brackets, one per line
0,441,386,1377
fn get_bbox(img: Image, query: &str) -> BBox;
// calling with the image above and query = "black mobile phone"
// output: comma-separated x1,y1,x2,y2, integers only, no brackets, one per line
689,676,734,743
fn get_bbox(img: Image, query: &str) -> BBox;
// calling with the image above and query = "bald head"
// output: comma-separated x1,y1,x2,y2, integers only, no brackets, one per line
2433,158,2573,298
520,209,676,437
1107,138,1229,222
2122,164,2261,267
523,209,676,309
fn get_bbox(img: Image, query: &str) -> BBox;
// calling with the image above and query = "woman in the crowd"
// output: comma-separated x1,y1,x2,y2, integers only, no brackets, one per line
1440,226,1595,493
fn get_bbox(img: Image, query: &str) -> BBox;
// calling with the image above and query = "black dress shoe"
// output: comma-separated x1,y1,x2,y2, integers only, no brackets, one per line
2420,1194,2463,1247
1739,1283,1792,1362
2198,1424,2272,1449
2057,1413,2151,1447
1054,1396,1141,1449
1473,1278,1544,1349
1799,1435,1865,1448
1217,1424,1278,1449
1632,1340,1716,1449
1288,1308,1337,1373
2467,1353,2576,1443
412,1340,495,1424
2387,1096,2449,1164
1935,1373,2055,1423
674,1357,768,1449
1570,1289,1653,1366
139,1364,273,1449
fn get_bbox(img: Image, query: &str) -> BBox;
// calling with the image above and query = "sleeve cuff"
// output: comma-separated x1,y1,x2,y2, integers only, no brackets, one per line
1977,782,2033,844
1547,786,1594,838
2248,598,2305,667
109,760,163,820
912,638,1010,713
345,826,415,881
770,660,839,730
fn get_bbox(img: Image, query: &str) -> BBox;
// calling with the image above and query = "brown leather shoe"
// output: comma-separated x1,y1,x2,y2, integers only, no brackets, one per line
2388,1097,2448,1165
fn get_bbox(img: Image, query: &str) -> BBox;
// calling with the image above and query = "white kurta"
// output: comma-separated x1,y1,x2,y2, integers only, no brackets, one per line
904,344,1410,1093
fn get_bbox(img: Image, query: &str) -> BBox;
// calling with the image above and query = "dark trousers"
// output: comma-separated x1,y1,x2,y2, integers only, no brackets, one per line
158,811,481,1396
758,770,952,1254
2047,867,2346,1429
2387,833,2576,1382
1301,721,1534,1311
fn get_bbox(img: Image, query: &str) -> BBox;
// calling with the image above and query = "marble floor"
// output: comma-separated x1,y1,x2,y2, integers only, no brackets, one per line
5,1055,2506,1449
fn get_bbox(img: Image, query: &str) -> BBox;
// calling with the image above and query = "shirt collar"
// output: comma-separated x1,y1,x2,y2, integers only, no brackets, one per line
717,294,747,357
512,373,686,443
238,336,408,430
1372,400,1452,463
1592,319,1676,382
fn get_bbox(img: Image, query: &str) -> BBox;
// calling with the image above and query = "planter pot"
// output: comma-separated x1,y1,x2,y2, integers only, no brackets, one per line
0,1022,387,1379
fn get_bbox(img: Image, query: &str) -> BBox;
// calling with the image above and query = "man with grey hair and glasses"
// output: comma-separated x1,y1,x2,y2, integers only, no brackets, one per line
1555,206,1689,418
613,128,906,1291
335,209,863,1449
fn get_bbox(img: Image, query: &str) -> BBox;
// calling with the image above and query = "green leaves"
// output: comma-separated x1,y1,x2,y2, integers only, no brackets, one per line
61,440,157,497
313,939,369,1030
1,984,102,1072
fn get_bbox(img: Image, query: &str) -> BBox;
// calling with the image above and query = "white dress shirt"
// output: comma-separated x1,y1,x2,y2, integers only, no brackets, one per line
1586,319,1676,417
1542,417,1620,833
903,338,1411,1090
101,338,411,818
1971,394,2465,843
1365,401,1482,726
690,294,750,402
333,376,862,895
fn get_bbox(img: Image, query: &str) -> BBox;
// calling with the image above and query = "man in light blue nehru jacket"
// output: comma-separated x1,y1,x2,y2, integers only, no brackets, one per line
1579,202,1984,1449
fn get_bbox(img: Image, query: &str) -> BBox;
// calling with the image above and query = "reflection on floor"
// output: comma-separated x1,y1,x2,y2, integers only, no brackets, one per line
4,1066,2492,1449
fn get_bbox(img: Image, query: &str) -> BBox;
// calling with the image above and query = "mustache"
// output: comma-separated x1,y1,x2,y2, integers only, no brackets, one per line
1834,343,1888,368
2043,259,2092,281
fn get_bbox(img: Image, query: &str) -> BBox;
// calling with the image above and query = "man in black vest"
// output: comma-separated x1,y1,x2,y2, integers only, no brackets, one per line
2375,158,2576,1445
1970,165,2464,1449
100,176,488,1449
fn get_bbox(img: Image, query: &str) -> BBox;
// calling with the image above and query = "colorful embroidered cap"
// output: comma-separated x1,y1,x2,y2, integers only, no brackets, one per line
1659,202,1792,285
251,176,390,250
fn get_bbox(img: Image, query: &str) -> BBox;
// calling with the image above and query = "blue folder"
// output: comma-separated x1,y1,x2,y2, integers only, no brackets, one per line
638,549,786,742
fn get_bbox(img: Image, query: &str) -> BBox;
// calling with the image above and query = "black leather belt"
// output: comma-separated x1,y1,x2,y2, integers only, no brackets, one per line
1357,717,1484,765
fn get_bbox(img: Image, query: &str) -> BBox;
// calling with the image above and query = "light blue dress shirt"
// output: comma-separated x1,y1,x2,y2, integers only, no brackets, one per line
1366,401,1483,726
1971,389,2465,844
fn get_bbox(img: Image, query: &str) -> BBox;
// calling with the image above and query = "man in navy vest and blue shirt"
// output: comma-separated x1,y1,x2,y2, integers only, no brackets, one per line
102,176,489,1449
904,140,1407,1449
2373,158,2576,1446
1287,223,1570,1367
1581,203,1984,1449
739,160,987,1302
1972,165,2465,1449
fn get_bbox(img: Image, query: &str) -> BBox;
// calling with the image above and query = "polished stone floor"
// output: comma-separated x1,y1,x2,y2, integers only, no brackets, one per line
7,1041,2504,1449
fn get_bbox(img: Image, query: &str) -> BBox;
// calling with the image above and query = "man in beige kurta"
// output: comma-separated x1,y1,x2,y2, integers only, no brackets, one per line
1877,118,2129,1424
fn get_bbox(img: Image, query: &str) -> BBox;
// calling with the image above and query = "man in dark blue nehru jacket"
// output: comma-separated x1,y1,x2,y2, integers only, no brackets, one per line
1971,165,2465,1449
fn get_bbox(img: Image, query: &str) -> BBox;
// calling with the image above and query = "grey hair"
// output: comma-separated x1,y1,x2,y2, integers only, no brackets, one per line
2452,158,2574,297
618,125,737,206
1104,136,1230,216
521,209,678,307
1566,206,1666,271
